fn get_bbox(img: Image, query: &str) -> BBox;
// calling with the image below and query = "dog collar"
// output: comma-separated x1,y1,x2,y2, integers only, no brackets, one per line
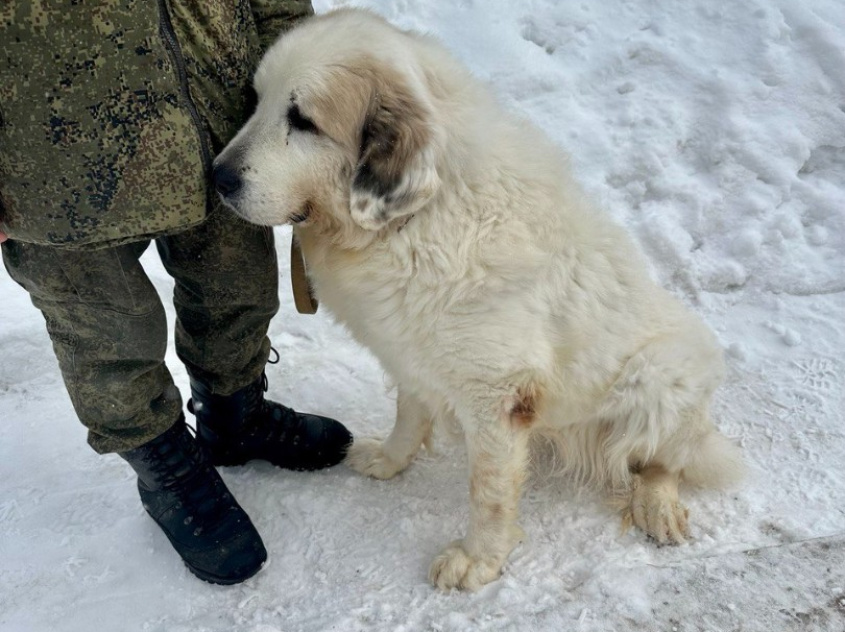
290,234,319,314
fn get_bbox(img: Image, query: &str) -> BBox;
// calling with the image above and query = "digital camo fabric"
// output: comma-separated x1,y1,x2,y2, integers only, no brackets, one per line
0,0,312,248
1,201,280,453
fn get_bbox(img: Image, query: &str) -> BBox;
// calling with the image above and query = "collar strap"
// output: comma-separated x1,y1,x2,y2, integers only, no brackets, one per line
290,234,318,314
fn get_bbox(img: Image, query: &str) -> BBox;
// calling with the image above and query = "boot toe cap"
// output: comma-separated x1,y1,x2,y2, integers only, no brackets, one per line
185,528,268,585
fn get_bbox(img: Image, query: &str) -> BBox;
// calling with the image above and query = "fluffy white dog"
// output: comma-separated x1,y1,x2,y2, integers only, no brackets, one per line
214,8,744,591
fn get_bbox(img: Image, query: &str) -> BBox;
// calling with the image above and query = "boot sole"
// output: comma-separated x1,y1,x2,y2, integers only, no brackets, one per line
185,555,267,585
212,454,344,471
209,446,351,471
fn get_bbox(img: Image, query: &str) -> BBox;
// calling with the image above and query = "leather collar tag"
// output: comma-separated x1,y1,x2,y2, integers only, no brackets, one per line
290,234,318,314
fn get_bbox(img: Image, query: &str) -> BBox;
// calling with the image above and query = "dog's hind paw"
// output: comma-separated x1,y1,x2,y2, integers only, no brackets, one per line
428,541,503,591
345,437,407,479
622,468,690,545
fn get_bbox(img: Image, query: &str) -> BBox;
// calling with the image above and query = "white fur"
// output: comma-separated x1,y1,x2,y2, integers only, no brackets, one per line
216,9,744,591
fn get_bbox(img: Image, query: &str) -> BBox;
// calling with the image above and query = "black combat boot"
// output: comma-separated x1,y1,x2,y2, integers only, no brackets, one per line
189,375,353,471
119,417,267,585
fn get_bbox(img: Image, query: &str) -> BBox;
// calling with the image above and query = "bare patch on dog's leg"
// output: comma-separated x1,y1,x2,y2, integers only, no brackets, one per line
621,464,690,544
509,384,539,429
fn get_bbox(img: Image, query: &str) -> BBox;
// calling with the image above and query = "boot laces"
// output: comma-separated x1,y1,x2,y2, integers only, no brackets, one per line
258,346,280,394
247,347,299,442
145,426,233,529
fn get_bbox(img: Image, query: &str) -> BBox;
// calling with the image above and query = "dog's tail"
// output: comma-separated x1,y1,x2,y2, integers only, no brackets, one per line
681,429,745,489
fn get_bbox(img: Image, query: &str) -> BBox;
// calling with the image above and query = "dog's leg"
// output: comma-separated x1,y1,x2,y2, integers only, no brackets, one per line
345,386,432,479
429,399,531,591
622,464,689,544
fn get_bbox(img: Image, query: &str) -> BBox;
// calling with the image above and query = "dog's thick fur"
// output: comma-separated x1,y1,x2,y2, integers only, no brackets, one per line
216,9,744,591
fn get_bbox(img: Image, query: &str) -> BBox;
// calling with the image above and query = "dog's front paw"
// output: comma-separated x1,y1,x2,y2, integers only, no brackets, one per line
623,475,690,544
428,541,503,591
345,437,406,479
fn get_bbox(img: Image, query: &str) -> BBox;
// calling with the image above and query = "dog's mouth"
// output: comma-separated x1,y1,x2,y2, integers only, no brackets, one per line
289,202,313,225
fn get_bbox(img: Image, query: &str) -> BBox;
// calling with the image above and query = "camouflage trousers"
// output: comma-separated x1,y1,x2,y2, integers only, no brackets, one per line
2,205,279,453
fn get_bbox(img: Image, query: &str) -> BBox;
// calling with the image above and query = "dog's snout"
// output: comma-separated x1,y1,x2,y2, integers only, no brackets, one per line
212,163,242,198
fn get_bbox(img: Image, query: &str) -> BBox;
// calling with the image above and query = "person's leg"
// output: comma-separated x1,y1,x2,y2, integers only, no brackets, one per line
157,203,352,469
156,203,279,396
1,238,266,583
2,239,179,452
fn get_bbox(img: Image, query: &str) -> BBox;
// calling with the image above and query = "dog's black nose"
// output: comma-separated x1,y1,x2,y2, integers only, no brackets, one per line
213,163,242,198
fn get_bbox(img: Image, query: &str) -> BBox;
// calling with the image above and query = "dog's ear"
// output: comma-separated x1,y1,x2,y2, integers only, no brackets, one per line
349,64,441,231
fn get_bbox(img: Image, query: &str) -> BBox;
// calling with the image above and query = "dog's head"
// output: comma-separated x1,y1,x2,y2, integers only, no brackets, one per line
213,9,442,236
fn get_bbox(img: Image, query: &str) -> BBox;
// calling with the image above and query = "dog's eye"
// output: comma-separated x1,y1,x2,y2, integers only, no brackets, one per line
287,104,319,134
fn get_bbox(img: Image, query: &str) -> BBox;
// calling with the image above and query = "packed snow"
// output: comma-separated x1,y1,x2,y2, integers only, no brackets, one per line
1,0,843,630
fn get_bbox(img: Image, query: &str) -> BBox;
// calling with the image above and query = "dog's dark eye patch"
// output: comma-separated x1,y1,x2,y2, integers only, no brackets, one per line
287,104,319,134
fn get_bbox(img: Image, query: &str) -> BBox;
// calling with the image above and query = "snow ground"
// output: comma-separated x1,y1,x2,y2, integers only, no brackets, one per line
1,0,844,630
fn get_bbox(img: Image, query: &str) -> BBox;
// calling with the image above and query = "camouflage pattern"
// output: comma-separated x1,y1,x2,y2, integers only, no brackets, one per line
0,0,312,248
2,202,279,454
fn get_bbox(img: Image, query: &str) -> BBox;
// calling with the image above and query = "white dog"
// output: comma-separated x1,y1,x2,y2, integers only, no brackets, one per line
214,8,744,591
